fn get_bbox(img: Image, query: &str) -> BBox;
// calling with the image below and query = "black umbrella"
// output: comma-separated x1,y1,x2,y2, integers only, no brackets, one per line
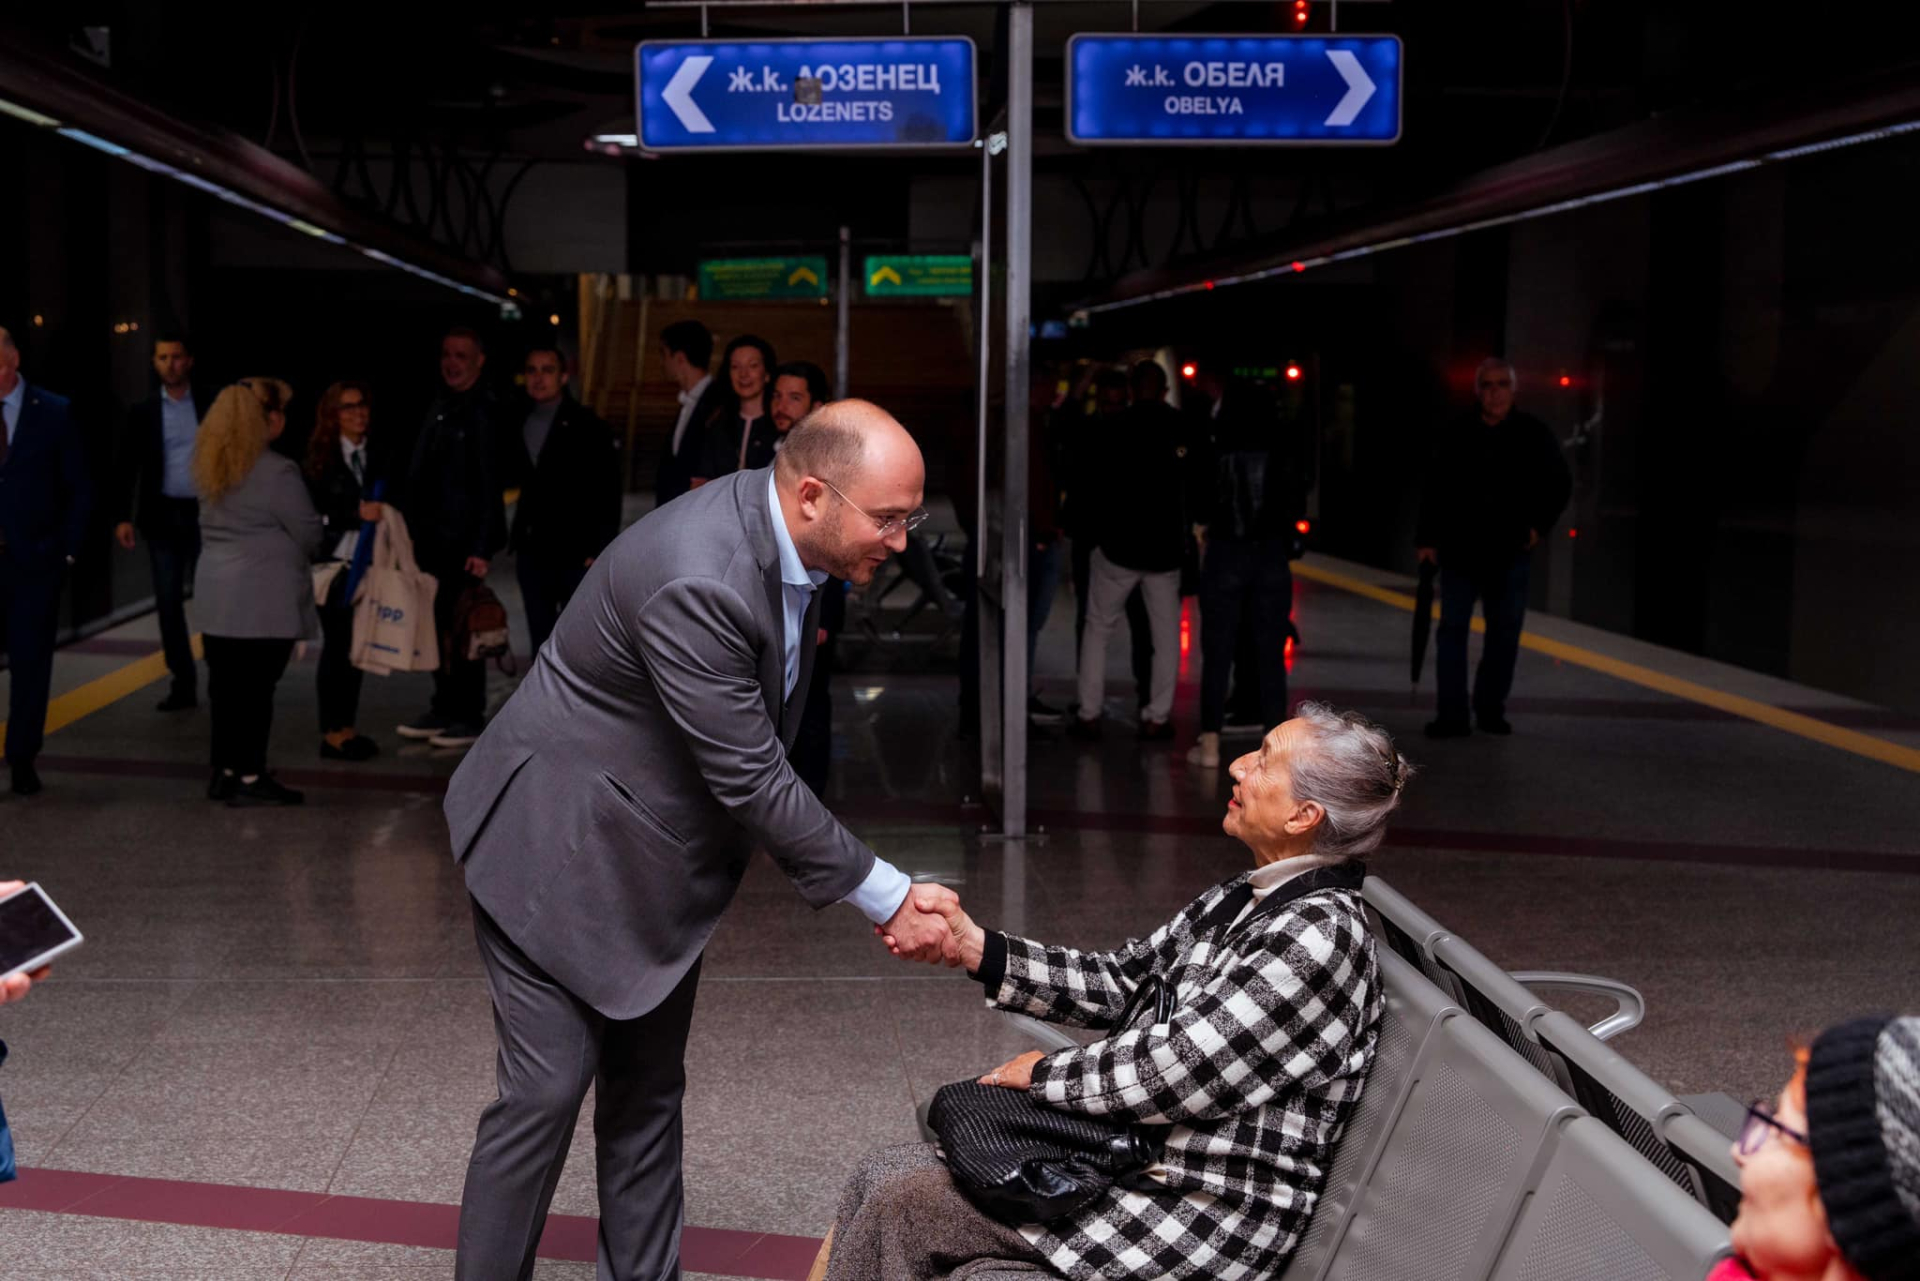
1410,560,1438,684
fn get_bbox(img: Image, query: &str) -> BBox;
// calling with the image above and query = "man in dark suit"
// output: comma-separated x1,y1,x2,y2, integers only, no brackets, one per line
654,319,725,506
112,333,207,711
507,345,623,654
394,327,507,750
446,401,960,1280
0,328,93,796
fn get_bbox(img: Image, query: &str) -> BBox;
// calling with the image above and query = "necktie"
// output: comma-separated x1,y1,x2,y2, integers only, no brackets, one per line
350,447,365,486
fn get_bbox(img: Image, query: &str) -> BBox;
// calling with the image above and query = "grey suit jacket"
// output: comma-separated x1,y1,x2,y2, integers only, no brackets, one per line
194,452,324,639
446,467,871,1020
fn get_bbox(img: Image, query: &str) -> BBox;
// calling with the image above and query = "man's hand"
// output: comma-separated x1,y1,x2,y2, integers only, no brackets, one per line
877,883,962,966
358,501,384,522
464,557,491,578
979,1050,1045,1091
1525,529,1541,551
1416,547,1439,566
114,522,137,551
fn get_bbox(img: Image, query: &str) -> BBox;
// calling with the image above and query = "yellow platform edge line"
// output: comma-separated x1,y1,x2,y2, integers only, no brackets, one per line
1292,561,1920,776
0,634,205,745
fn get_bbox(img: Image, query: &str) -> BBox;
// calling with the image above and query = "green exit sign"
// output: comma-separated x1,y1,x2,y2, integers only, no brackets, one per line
697,257,829,300
864,254,974,298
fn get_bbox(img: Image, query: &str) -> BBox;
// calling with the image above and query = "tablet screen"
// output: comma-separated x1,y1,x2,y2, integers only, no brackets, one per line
0,886,79,975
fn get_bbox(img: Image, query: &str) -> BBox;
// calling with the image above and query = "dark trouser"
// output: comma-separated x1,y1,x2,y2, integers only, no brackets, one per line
145,498,202,699
0,558,61,767
316,582,364,734
1025,539,1062,679
459,902,702,1281
429,567,487,724
204,635,294,776
1436,555,1531,726
1227,610,1264,722
791,653,833,796
516,552,589,656
1198,538,1293,734
1070,537,1152,707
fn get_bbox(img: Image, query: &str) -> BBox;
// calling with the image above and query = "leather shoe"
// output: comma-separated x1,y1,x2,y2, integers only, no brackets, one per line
156,690,198,712
1137,718,1174,742
1478,714,1513,736
11,764,43,796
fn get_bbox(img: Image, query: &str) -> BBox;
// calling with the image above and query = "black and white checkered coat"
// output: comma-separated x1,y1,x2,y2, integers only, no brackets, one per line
979,871,1381,1281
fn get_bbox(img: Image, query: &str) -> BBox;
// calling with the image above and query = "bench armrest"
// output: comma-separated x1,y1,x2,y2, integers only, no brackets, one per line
1510,971,1645,1040
1001,1010,1085,1053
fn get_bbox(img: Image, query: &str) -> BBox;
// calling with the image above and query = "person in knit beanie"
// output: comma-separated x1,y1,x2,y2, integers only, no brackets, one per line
1713,1014,1920,1281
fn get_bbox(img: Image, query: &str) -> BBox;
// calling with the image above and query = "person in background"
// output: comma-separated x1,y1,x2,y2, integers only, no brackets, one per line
1416,357,1572,739
0,329,91,797
394,327,506,751
1060,366,1153,721
304,381,383,762
1026,375,1065,727
695,334,779,483
112,333,208,712
194,378,323,807
1188,376,1304,769
507,346,622,654
1713,1015,1919,1281
1070,361,1191,742
656,320,722,506
769,362,838,794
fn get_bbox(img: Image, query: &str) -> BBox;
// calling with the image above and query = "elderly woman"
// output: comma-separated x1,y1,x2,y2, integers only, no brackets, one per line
827,703,1412,1281
194,378,323,807
1712,1015,1919,1281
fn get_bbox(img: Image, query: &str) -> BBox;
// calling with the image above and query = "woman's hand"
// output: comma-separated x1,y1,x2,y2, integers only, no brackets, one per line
358,501,384,522
979,1051,1045,1091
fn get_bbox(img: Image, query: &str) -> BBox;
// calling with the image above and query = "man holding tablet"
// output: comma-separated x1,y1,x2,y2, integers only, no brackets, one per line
445,401,960,1281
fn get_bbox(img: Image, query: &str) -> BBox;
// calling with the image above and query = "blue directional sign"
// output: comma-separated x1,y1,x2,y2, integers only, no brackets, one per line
636,38,976,152
1066,34,1402,146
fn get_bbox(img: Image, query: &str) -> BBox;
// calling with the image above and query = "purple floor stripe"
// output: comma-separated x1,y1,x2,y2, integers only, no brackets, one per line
0,1167,821,1278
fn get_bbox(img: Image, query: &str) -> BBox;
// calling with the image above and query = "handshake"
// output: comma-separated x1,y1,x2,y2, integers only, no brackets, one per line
875,883,985,971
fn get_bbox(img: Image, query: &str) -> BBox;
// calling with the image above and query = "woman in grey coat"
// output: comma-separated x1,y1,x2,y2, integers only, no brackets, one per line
193,378,323,807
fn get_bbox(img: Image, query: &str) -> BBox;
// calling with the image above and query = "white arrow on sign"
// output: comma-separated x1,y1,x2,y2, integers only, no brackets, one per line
1323,50,1376,127
663,55,715,133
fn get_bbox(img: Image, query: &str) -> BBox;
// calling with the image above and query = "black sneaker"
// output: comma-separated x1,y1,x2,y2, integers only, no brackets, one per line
428,721,485,749
1067,717,1103,742
396,711,450,741
207,770,238,801
320,735,381,762
228,774,304,807
156,689,198,712
1424,719,1473,740
1477,713,1513,736
1027,696,1066,726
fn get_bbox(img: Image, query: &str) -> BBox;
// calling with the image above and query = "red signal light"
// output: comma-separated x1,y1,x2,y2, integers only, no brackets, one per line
1295,519,1311,535
1290,260,1305,272
1568,528,1580,539
1180,362,1197,379
1285,363,1302,381
1292,0,1309,28
1558,374,1572,387
1203,280,1215,290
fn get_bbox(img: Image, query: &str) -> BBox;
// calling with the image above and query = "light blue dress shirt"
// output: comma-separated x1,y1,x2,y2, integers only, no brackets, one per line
0,379,21,448
765,468,911,924
159,389,200,499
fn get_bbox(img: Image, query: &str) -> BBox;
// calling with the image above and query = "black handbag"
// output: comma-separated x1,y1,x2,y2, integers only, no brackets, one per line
929,864,1366,1226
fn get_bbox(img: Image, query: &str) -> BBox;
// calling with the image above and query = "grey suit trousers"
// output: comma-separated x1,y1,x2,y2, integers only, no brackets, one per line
457,901,703,1281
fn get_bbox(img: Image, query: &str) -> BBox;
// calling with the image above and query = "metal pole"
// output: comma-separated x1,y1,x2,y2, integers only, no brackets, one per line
999,0,1032,839
836,225,852,399
700,4,710,36
974,137,993,794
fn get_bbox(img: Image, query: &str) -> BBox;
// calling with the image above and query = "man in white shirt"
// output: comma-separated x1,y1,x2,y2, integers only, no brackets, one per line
654,320,723,505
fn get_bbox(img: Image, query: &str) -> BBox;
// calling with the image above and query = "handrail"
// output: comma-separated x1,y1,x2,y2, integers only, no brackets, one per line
1511,971,1645,1041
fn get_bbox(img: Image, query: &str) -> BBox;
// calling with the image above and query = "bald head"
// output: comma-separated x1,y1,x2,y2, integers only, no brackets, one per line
774,398,926,586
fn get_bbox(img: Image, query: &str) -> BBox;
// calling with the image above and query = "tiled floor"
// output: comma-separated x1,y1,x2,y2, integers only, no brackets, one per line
1,531,1916,1278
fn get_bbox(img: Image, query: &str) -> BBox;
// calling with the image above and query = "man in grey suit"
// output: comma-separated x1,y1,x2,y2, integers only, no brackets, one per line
447,400,959,1280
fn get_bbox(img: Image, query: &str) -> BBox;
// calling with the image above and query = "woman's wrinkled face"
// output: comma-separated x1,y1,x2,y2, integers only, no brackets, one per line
1225,720,1312,862
730,346,768,403
1729,1071,1836,1280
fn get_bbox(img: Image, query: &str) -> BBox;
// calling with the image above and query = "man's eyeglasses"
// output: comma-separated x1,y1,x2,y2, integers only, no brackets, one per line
819,477,929,539
1737,1101,1808,1156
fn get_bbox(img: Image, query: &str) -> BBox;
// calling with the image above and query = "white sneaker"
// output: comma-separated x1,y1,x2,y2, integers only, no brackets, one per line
1186,732,1221,768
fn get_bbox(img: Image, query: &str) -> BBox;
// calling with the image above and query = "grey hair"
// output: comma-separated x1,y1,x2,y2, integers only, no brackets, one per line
1286,702,1415,860
1474,357,1516,390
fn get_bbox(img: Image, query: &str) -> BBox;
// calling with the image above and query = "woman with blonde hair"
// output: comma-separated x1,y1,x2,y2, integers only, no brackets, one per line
193,378,323,806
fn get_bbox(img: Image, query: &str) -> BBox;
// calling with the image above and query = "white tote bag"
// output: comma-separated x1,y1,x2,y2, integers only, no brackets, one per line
350,510,440,675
